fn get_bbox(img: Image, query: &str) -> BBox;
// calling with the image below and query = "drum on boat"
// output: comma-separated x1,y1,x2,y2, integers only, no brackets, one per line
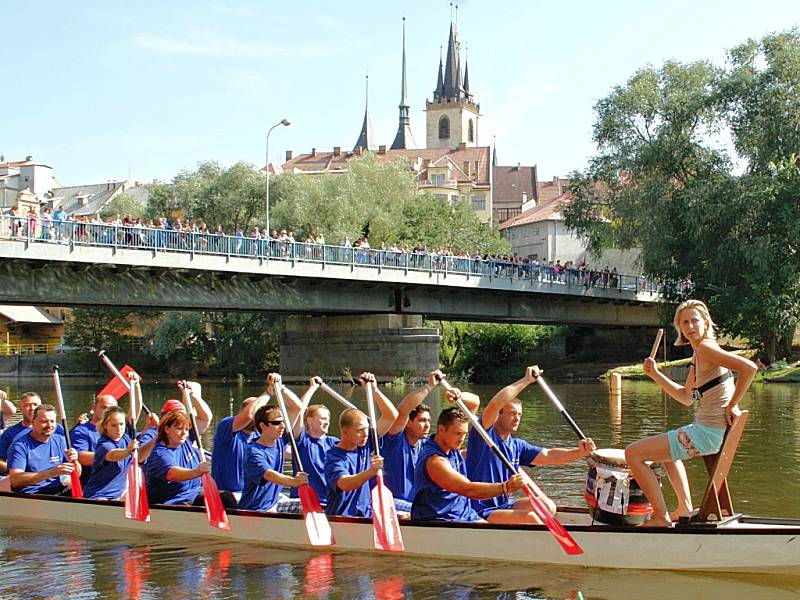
585,448,663,526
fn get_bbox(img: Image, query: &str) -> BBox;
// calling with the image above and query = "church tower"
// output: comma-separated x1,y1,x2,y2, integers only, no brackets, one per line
391,17,415,150
425,21,480,149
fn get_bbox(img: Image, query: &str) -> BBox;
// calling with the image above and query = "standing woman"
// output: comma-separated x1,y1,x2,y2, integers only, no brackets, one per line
625,300,757,527
83,407,140,500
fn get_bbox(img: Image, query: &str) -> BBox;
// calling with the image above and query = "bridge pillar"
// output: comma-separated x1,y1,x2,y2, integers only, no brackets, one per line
280,314,441,382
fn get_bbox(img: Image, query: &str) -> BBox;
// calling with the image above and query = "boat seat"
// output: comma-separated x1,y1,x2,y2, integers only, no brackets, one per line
687,410,749,523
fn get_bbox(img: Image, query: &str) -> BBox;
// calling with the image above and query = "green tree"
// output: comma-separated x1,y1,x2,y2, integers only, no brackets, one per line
100,193,146,219
64,308,139,351
563,31,800,360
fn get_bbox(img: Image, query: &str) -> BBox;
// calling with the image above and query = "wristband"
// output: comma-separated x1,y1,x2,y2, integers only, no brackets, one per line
501,481,508,496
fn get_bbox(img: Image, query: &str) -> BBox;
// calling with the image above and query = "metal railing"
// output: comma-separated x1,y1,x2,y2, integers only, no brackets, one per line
0,342,61,356
0,214,661,294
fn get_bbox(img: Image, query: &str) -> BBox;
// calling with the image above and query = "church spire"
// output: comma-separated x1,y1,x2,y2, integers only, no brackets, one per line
434,46,444,100
463,48,470,98
354,73,372,152
442,22,462,100
391,17,415,150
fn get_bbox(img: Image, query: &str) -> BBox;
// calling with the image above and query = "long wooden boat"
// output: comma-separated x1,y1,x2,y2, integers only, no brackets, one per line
2,492,799,575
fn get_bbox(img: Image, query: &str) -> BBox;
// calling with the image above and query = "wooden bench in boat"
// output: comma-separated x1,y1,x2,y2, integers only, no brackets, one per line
683,410,750,524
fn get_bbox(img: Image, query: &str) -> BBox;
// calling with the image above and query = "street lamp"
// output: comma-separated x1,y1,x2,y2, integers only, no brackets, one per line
265,118,291,234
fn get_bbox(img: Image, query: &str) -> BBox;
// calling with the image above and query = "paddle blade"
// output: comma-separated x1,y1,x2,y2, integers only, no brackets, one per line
98,365,140,401
201,473,231,530
69,462,84,499
298,484,334,546
125,461,150,522
371,474,404,552
522,484,583,555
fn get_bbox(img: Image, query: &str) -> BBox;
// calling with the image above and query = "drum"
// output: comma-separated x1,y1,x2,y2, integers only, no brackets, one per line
584,448,663,526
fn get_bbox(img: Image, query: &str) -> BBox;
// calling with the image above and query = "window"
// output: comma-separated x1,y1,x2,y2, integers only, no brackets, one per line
471,194,485,210
438,116,450,139
468,119,474,143
431,173,445,186
450,195,457,207
434,193,447,203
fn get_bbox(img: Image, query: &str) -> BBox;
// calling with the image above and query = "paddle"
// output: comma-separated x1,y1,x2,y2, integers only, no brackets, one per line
438,376,583,556
535,377,587,441
649,328,664,361
274,382,334,546
124,374,150,522
52,365,84,498
319,382,357,410
98,351,153,415
179,382,231,530
364,377,405,552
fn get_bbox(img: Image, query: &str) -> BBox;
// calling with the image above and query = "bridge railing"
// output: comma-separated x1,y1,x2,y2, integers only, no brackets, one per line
0,214,661,294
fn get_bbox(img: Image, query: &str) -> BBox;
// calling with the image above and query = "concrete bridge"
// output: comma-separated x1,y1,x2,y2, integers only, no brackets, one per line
0,234,660,327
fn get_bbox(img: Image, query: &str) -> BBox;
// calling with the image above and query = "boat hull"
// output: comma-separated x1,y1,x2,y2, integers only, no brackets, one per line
1,492,798,575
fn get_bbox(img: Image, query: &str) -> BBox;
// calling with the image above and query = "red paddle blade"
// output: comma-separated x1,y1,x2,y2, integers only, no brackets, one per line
69,462,83,499
298,484,334,546
523,484,583,555
201,473,231,531
371,474,404,552
125,461,150,522
98,365,140,401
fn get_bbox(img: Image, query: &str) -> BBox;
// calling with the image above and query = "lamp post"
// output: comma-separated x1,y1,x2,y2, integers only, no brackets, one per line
265,118,291,234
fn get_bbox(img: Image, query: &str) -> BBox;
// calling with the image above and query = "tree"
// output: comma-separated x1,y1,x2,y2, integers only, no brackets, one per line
100,193,146,219
563,31,800,360
271,153,510,254
64,308,139,351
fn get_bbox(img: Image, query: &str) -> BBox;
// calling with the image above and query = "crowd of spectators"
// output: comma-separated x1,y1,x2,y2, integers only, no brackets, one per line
1,208,646,290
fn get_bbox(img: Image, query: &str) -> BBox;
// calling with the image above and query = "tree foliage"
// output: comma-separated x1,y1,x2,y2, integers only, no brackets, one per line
271,154,510,254
64,308,140,351
563,30,800,360
100,193,146,219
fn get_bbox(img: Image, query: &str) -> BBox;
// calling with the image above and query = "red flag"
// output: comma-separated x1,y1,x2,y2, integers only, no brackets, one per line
97,365,140,400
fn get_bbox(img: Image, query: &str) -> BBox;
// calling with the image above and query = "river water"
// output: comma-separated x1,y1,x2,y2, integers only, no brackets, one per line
1,376,799,599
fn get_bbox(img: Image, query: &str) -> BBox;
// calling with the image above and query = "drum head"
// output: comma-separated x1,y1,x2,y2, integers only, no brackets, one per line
591,448,627,469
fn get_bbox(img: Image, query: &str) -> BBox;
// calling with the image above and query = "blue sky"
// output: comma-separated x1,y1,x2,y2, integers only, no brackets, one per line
3,1,798,186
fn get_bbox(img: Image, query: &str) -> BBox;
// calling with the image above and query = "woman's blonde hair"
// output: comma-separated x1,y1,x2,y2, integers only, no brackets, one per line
97,406,127,436
673,299,717,346
304,404,330,426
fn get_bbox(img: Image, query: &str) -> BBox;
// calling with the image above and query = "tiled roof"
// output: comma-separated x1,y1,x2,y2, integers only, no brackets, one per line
499,190,570,229
493,164,537,208
280,146,491,184
50,182,126,217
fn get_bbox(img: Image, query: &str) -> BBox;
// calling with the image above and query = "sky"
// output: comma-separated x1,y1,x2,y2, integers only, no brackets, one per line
3,1,799,187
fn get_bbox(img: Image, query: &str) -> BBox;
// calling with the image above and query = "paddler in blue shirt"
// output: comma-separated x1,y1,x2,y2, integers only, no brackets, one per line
380,370,439,509
411,389,525,522
324,372,398,517
465,366,595,524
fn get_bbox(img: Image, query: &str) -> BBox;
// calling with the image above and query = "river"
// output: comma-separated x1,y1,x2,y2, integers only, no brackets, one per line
1,376,799,599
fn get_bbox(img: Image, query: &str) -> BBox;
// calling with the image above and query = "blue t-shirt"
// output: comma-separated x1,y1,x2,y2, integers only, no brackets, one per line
211,416,254,493
324,440,375,517
83,435,132,500
0,422,64,460
411,438,480,522
71,421,102,484
465,424,542,517
289,430,338,503
7,432,69,494
145,441,201,505
238,435,287,511
381,431,422,502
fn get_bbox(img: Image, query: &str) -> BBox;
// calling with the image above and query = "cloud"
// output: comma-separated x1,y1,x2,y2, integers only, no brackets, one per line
130,32,335,59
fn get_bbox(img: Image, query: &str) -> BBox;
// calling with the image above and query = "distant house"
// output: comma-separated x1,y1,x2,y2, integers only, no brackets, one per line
0,306,64,355
0,156,59,209
499,177,642,273
492,162,538,224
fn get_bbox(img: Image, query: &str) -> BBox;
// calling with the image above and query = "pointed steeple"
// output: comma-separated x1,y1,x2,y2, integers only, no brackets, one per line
434,47,445,100
354,73,373,152
492,135,498,166
463,45,470,98
442,22,462,100
391,17,415,150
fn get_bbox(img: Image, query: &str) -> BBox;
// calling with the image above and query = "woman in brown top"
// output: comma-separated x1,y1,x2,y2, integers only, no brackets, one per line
625,300,757,527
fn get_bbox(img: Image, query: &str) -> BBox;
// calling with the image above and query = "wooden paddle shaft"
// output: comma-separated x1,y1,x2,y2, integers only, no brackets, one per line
649,328,664,360
364,382,383,460
536,377,587,441
274,383,306,473
180,384,206,455
52,365,73,448
319,382,357,410
98,351,152,415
